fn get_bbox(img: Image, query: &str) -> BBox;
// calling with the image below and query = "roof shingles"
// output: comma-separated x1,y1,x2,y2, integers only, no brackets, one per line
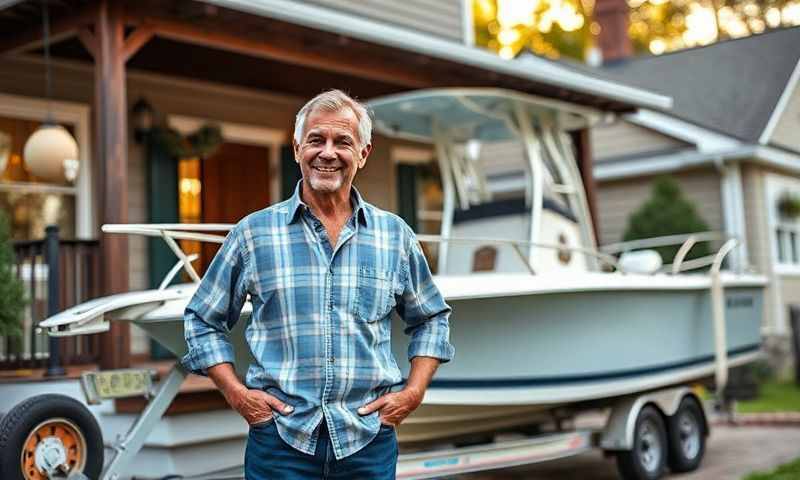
601,26,800,142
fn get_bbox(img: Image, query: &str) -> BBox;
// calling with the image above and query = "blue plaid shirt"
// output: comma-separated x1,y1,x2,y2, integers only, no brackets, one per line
182,183,454,459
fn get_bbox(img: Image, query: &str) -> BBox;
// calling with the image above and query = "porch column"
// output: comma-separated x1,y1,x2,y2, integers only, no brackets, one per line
95,0,129,369
572,128,600,244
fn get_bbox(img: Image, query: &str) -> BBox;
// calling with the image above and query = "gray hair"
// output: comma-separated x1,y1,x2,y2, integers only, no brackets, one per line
293,89,372,147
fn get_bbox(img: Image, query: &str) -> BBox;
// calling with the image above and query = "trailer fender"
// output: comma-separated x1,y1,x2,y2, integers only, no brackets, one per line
600,387,703,451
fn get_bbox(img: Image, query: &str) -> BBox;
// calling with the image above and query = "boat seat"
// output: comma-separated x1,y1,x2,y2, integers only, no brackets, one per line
618,250,663,275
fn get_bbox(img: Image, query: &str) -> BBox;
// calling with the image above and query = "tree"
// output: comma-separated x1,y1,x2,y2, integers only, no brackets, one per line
473,0,594,61
473,0,800,60
629,0,800,55
622,176,711,264
0,211,26,337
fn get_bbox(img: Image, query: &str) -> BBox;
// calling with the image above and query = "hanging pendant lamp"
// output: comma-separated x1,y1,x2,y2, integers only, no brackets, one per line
23,0,80,184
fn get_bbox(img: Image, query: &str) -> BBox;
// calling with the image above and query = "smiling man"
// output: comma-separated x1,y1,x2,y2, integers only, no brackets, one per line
182,89,454,479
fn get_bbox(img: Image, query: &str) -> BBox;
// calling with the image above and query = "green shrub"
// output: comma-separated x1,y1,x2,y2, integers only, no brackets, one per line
0,211,26,337
622,176,711,264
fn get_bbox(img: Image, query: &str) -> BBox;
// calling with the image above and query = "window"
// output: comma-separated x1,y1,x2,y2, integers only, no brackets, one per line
0,116,77,240
767,174,800,272
0,94,91,240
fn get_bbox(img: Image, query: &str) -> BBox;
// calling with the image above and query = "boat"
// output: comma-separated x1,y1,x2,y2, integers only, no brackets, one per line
38,89,765,449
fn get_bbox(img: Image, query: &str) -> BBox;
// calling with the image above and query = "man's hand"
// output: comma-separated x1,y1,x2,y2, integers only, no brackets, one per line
357,356,441,426
357,387,423,426
207,362,293,425
228,387,294,425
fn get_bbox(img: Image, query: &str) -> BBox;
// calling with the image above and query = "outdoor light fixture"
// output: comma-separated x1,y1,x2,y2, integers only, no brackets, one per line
23,0,80,184
24,125,79,182
132,98,155,143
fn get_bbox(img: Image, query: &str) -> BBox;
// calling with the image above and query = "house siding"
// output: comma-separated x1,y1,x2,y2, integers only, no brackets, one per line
592,119,690,161
595,168,724,246
768,79,800,153
305,0,465,42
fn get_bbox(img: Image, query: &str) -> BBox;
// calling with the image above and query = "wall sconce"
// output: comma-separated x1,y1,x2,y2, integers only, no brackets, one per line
131,98,155,144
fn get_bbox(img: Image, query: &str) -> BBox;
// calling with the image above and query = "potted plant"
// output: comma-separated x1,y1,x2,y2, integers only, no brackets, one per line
777,192,800,220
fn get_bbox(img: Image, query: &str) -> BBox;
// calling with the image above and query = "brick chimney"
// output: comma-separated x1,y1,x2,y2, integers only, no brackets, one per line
594,0,633,63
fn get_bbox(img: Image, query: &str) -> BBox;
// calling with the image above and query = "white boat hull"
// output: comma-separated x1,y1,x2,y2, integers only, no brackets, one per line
43,271,764,444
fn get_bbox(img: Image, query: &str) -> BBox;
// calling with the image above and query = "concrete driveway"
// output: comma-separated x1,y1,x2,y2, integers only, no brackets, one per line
455,425,800,480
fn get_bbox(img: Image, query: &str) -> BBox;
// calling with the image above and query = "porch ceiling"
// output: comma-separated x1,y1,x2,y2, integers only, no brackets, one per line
0,0,664,111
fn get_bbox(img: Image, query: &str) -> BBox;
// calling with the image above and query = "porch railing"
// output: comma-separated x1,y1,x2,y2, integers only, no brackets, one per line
1,226,102,371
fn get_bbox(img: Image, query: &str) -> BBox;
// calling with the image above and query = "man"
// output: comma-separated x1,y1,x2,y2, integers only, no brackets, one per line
182,89,454,479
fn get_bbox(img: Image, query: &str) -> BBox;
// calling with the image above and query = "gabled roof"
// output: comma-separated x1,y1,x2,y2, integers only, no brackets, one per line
602,26,800,142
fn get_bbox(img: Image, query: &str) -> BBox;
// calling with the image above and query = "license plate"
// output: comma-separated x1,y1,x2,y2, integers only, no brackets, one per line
80,369,154,404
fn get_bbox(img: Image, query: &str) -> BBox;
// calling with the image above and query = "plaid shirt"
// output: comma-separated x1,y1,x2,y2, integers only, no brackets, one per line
182,183,454,459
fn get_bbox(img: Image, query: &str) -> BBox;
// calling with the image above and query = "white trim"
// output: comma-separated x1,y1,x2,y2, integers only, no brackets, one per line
168,115,285,146
200,0,672,110
720,163,748,270
625,110,742,152
391,146,434,165
167,115,286,205
594,147,754,181
759,59,800,145
594,144,800,181
774,264,800,276
0,93,93,239
0,181,78,195
461,0,475,46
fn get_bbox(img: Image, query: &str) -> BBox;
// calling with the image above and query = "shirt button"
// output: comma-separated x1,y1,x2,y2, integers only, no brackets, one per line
328,357,335,364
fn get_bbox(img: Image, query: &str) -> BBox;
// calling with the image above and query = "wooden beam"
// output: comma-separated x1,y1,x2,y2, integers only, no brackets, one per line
93,0,130,369
0,4,96,56
77,27,97,58
122,25,154,62
138,17,433,88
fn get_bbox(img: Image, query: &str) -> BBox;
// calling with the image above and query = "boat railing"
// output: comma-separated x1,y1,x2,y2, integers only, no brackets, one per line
103,224,624,280
600,231,743,274
102,225,744,284
600,231,726,255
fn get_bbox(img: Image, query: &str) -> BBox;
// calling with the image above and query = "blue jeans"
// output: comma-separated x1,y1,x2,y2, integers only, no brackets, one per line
245,418,398,479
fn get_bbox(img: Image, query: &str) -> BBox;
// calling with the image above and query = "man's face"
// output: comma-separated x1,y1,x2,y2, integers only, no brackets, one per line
294,108,372,195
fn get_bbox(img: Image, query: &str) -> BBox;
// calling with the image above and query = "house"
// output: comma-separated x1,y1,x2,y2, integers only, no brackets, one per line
0,0,669,476
590,26,800,375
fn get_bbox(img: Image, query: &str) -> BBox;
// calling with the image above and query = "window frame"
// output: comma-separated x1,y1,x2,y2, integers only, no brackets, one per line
766,173,800,275
0,93,93,239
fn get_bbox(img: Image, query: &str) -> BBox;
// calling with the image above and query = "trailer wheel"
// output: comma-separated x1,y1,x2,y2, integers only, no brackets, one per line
616,405,667,480
667,396,705,473
0,394,103,480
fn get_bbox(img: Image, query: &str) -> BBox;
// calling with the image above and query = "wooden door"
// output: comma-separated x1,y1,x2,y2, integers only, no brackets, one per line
200,142,271,272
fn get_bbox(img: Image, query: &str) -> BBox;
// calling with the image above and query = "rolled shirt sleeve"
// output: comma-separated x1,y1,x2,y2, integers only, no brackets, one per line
181,224,251,376
397,227,455,363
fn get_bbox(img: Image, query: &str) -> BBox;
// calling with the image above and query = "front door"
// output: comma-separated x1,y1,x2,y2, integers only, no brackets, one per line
200,142,271,272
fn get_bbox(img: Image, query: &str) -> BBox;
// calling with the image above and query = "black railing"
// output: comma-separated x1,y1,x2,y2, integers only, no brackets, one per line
1,226,102,371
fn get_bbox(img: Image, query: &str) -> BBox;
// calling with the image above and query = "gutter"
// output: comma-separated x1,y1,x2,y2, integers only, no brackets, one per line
594,145,800,181
198,0,672,111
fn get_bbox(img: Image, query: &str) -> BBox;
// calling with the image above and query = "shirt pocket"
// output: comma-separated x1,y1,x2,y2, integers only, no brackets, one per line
355,266,397,323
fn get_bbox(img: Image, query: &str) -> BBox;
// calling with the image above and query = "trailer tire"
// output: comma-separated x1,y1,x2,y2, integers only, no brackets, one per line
667,396,705,473
616,405,667,480
0,394,103,480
